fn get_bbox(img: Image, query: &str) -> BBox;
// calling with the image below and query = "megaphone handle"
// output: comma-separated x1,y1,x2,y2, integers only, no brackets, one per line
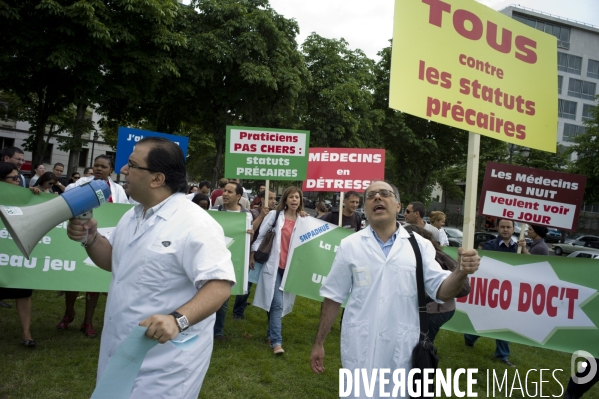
77,210,93,243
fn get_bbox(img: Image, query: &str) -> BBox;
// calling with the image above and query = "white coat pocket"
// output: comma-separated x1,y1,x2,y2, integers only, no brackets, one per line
137,239,177,287
352,266,371,287
340,319,370,370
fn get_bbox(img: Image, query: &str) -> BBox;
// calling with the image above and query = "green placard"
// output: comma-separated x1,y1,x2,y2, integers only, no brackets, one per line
225,125,310,180
0,185,248,295
281,217,353,301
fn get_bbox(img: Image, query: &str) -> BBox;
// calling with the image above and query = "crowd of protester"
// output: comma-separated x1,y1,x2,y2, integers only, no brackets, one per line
1,144,595,398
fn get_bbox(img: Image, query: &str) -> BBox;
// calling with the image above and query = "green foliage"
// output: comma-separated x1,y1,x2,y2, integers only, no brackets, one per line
513,144,570,172
567,99,599,203
373,45,469,205
298,34,383,148
0,0,186,168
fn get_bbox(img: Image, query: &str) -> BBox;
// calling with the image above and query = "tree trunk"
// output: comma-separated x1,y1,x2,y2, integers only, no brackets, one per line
67,103,87,176
31,90,49,168
212,134,224,186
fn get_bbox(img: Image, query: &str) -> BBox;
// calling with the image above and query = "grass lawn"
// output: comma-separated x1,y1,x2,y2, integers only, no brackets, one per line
0,290,595,398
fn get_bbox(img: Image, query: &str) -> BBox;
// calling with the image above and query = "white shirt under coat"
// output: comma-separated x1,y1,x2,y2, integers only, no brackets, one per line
250,210,297,317
320,225,450,399
99,193,236,398
65,175,131,204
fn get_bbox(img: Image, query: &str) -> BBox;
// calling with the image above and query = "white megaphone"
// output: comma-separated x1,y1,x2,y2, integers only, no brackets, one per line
0,180,111,259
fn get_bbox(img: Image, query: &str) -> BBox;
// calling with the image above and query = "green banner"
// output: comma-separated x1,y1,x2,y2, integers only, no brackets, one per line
225,125,310,180
0,185,248,295
281,217,353,301
442,247,599,357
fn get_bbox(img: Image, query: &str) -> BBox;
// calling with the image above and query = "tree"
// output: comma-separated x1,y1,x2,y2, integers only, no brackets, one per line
567,100,599,203
99,0,309,184
297,34,383,148
513,144,570,171
0,0,186,172
373,45,469,205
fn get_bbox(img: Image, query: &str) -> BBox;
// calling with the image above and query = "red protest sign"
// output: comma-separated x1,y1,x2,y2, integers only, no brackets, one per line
302,148,385,192
478,162,587,231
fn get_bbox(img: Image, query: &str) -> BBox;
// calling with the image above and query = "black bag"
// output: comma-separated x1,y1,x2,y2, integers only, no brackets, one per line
407,232,439,398
253,210,281,264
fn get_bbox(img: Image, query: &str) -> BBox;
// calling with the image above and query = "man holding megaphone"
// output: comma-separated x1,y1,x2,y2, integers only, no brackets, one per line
66,137,236,399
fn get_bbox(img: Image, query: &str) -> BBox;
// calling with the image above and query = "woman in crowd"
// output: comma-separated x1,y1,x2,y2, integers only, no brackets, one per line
187,185,198,195
28,163,45,187
56,155,129,337
191,193,210,210
314,201,329,220
430,211,449,246
0,162,40,346
250,186,304,355
67,171,81,184
33,172,59,194
403,224,470,343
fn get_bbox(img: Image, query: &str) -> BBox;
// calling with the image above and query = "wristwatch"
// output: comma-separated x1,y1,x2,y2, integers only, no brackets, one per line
170,311,189,332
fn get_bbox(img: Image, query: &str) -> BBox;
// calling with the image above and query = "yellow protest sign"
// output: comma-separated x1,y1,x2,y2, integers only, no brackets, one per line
390,0,557,152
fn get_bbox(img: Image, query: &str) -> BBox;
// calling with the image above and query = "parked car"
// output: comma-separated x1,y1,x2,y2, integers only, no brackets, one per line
544,228,562,243
443,227,463,247
303,197,314,209
584,241,599,249
323,200,332,211
396,213,406,222
474,231,498,249
567,250,599,259
552,235,599,256
356,208,366,220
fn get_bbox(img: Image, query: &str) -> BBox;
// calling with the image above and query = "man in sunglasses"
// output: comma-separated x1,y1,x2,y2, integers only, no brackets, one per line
2,146,27,187
310,181,481,398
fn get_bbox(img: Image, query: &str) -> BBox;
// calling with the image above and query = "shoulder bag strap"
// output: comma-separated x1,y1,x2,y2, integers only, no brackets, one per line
270,210,281,230
407,231,428,335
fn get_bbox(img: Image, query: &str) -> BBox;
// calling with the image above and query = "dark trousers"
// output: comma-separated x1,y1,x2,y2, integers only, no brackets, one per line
233,282,253,317
427,310,455,344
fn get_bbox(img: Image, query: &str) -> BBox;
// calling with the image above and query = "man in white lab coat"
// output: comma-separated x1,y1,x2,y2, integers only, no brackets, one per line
310,181,480,399
66,137,235,398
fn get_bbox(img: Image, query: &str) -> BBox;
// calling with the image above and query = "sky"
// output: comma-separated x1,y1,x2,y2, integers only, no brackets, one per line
267,0,599,60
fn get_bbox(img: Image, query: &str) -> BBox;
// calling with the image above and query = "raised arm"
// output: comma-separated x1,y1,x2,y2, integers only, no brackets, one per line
66,218,112,271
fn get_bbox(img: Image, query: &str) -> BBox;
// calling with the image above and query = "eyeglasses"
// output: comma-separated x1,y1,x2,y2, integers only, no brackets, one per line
127,162,153,172
6,175,20,182
405,209,412,214
73,176,80,180
365,189,395,199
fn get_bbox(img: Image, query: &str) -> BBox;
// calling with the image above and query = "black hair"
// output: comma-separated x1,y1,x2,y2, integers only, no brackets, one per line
1,147,24,160
71,172,80,177
345,191,360,200
199,180,211,190
0,162,18,179
94,154,115,170
408,201,426,218
191,193,210,210
226,182,243,197
530,224,548,238
53,162,65,168
35,172,57,187
84,167,94,174
496,218,514,228
138,137,187,193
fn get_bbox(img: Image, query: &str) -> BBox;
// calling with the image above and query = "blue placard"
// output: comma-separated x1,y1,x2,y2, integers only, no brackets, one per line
116,127,190,170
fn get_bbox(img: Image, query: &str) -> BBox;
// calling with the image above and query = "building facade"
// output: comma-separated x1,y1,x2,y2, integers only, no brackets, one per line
0,111,116,181
500,5,599,151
